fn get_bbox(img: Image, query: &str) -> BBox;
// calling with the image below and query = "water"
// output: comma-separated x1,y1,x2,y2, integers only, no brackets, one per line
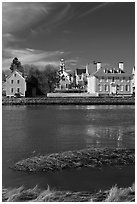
2,105,135,191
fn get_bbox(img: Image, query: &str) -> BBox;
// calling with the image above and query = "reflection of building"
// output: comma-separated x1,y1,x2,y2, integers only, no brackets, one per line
87,61,134,96
5,70,26,97
58,59,73,90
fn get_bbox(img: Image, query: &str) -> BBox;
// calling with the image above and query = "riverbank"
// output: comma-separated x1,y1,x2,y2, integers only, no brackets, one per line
12,148,134,173
2,184,135,202
2,96,135,105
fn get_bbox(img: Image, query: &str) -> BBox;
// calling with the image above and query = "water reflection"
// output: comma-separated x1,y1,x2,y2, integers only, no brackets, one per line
3,105,135,189
85,125,134,148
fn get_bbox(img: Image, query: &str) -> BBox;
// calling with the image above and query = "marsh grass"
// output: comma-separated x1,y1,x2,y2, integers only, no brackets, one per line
13,148,135,173
3,184,135,202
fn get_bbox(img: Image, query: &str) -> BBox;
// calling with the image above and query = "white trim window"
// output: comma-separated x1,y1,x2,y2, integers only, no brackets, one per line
104,84,109,91
98,84,102,91
125,85,129,92
11,88,14,93
17,88,20,93
11,80,14,84
120,85,124,91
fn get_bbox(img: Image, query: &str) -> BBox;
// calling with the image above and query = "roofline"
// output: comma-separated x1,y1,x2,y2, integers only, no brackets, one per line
6,70,25,80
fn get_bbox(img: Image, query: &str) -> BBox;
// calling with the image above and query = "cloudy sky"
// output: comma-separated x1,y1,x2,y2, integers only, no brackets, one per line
2,2,135,71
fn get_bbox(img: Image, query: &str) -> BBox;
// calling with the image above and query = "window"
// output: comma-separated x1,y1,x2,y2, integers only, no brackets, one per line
11,80,13,84
99,77,103,82
123,77,125,81
104,69,108,73
112,77,115,82
17,80,20,84
11,88,13,93
104,84,109,91
17,88,20,93
120,85,124,91
125,85,129,92
14,73,16,77
98,84,102,91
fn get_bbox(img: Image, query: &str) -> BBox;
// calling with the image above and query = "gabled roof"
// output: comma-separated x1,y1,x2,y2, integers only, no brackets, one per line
94,65,132,77
6,69,25,80
76,68,86,75
86,63,97,75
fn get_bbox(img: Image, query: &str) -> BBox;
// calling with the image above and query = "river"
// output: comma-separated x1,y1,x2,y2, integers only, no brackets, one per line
2,105,135,192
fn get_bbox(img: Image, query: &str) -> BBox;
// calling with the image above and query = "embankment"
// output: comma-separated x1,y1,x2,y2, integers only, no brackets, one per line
12,148,135,173
2,96,135,105
2,184,135,202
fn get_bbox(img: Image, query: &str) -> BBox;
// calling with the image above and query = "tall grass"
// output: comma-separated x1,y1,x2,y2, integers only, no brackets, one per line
3,184,135,202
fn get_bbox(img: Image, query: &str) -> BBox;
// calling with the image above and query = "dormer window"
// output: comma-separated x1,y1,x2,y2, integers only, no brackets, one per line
109,69,112,73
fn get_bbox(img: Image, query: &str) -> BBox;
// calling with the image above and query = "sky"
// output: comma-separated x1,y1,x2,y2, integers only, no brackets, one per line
2,2,135,71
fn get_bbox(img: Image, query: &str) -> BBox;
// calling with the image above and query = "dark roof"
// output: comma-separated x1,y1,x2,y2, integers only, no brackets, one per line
76,68,86,75
87,63,97,75
94,66,132,77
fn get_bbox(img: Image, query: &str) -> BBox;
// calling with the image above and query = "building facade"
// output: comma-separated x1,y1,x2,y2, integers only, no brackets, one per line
87,62,134,96
75,68,88,88
5,70,26,97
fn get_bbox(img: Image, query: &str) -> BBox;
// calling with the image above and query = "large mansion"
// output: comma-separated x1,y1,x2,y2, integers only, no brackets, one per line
57,59,135,96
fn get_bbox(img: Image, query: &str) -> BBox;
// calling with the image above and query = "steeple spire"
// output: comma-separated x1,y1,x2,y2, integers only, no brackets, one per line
60,58,65,73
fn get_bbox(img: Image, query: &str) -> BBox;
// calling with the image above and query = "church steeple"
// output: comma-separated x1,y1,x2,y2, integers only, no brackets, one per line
60,58,65,73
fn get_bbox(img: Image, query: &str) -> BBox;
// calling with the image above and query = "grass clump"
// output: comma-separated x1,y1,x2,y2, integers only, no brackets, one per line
2,184,135,202
104,183,135,202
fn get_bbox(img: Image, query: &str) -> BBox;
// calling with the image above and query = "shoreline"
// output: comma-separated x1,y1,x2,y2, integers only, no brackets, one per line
2,96,135,105
2,184,135,202
12,148,135,173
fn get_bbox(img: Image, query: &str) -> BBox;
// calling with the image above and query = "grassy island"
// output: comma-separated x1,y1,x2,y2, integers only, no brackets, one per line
12,148,135,173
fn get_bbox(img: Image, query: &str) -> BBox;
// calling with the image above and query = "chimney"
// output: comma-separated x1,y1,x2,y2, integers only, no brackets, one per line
86,63,89,75
96,62,101,71
118,62,124,70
